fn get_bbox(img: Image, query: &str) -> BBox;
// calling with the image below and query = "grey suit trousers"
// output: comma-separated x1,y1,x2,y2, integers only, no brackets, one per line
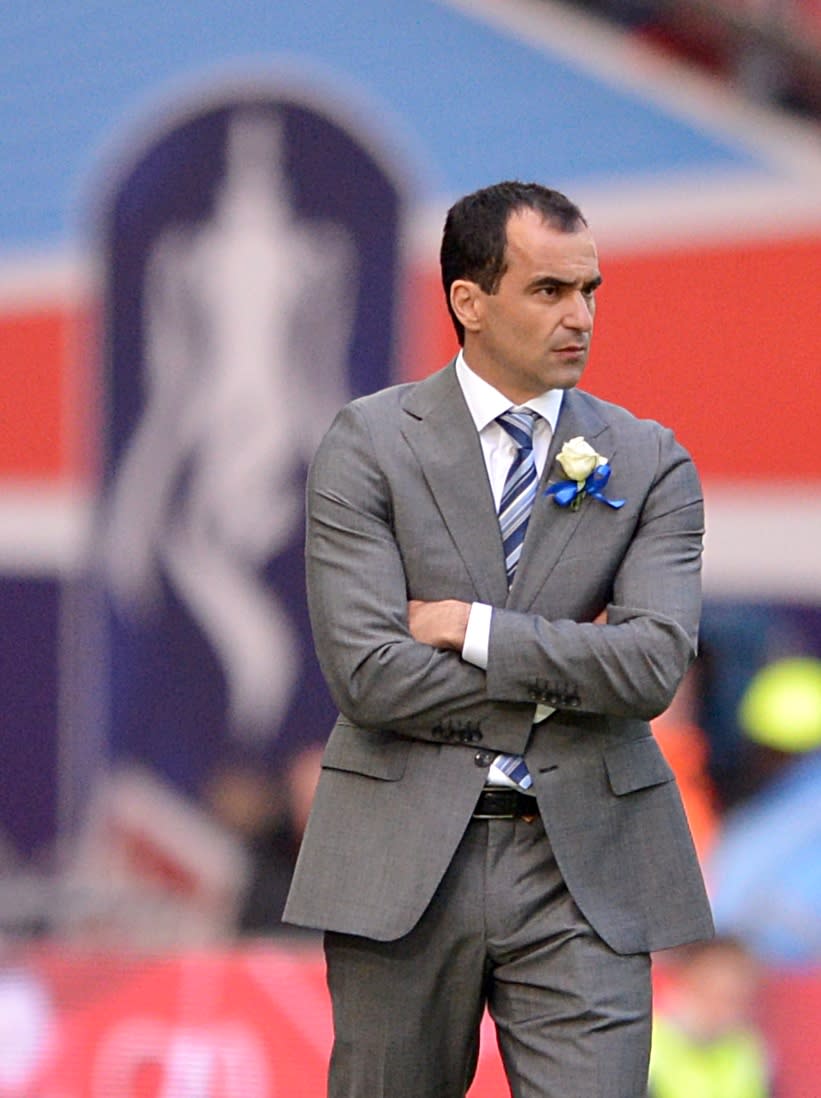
324,812,652,1098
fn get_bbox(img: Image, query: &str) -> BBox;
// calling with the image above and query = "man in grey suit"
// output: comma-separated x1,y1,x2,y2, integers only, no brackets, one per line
284,181,713,1097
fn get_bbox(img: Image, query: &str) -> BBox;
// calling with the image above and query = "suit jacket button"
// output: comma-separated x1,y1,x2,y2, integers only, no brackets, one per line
474,750,494,767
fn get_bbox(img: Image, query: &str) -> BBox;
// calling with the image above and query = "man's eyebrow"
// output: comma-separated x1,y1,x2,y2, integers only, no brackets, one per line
529,274,603,291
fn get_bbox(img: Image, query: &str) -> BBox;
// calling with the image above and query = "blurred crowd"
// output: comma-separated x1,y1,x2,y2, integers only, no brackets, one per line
648,935,772,1097
565,0,821,120
646,614,821,1096
203,744,323,938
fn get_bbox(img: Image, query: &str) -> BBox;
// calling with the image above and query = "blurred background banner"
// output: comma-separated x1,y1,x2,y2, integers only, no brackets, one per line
0,0,820,1093
79,80,407,803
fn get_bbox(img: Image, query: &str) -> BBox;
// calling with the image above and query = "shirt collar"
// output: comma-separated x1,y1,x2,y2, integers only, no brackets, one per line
454,349,564,434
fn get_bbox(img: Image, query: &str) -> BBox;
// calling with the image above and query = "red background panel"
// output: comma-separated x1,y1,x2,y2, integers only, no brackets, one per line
2,944,818,1098
0,302,93,483
586,233,821,479
0,308,68,479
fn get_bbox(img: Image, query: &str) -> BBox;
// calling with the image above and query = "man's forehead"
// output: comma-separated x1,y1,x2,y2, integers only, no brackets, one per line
504,211,599,270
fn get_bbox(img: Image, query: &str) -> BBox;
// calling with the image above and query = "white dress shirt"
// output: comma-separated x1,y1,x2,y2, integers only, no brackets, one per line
454,352,562,781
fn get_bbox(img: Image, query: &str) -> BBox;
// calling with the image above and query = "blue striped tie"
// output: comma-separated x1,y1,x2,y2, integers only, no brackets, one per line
493,409,539,791
497,409,539,585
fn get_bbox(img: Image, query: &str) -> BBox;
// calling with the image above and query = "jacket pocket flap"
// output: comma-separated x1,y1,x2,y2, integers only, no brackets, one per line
322,723,409,781
605,736,674,795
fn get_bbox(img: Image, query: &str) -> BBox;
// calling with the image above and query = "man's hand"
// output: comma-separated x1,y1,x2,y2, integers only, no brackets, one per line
408,599,471,651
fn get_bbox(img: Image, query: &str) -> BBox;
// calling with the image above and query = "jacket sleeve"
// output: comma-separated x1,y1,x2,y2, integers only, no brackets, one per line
306,401,536,753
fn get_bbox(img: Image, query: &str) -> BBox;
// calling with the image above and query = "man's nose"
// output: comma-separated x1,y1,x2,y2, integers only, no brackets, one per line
566,291,594,330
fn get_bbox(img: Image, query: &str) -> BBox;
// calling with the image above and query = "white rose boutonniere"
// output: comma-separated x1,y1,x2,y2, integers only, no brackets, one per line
546,436,626,511
556,436,604,482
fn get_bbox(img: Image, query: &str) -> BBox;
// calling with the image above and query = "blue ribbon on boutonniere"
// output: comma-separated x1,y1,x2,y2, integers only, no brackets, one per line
546,463,626,511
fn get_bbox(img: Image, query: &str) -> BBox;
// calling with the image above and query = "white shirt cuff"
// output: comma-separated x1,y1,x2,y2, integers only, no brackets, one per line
462,602,492,668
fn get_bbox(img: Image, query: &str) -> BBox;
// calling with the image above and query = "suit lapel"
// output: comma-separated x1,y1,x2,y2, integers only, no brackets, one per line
400,364,509,607
510,388,614,610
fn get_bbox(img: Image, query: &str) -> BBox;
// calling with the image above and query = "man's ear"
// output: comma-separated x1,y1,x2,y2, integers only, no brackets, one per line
449,280,483,335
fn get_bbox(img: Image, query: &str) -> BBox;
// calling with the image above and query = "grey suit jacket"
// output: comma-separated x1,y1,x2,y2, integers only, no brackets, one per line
284,362,714,954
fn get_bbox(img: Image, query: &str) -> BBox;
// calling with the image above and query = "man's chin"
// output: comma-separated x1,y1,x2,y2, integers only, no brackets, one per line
550,362,588,390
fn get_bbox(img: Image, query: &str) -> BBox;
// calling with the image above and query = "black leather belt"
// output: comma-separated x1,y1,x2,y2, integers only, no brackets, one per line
473,787,539,820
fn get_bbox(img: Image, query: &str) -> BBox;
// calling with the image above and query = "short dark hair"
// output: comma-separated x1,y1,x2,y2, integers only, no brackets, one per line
440,181,588,345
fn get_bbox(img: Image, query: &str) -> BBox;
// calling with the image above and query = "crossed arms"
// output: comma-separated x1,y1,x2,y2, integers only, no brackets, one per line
306,399,703,753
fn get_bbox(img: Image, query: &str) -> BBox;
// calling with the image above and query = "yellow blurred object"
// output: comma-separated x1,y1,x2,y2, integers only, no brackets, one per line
738,657,821,753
